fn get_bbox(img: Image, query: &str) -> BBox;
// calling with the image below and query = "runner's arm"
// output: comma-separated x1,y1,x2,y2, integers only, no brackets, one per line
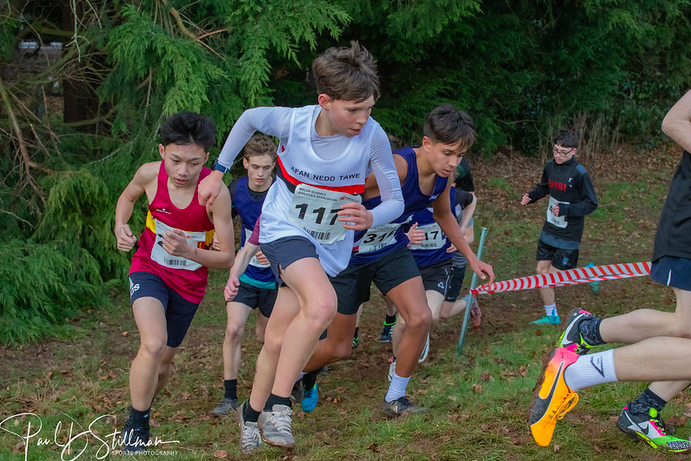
526,166,549,203
114,162,157,251
558,170,598,217
662,89,691,152
367,128,404,227
164,186,235,269
199,107,291,206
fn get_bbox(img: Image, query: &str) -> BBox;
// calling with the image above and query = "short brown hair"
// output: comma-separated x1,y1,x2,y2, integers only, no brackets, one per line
423,104,476,152
243,133,277,161
554,129,579,148
311,41,380,102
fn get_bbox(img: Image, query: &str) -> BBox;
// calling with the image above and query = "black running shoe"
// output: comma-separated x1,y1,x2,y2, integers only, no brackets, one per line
381,396,426,417
121,417,150,453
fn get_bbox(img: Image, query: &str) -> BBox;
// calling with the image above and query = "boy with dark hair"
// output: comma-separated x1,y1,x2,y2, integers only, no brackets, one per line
198,41,405,454
529,91,691,452
212,133,277,416
114,111,235,452
521,129,598,325
298,103,494,417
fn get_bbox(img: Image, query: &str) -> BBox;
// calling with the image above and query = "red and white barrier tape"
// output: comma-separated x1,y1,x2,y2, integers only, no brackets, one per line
470,262,651,295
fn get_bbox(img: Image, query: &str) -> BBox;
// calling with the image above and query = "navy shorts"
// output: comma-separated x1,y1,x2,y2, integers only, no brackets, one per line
419,259,453,295
329,246,420,315
260,236,319,286
536,239,579,270
128,271,199,348
231,279,277,318
445,265,467,302
650,256,691,291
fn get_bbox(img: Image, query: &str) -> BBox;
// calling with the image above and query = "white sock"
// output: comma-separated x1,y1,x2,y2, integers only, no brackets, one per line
544,303,557,317
385,371,410,403
564,349,618,392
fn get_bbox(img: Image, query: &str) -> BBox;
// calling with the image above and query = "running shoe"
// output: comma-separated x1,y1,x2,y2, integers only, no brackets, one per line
418,334,430,363
617,404,691,452
557,309,596,355
381,396,427,417
121,417,149,454
387,356,396,382
212,397,238,416
237,400,261,454
530,315,561,325
258,404,295,448
462,294,482,328
528,347,580,447
380,321,395,343
302,382,319,413
289,378,304,404
352,335,360,349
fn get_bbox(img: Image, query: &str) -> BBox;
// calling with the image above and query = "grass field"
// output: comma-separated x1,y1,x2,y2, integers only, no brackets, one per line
1,147,689,460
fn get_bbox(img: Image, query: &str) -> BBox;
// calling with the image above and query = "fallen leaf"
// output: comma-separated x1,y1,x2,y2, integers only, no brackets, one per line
553,444,560,452
122,331,128,337
213,450,228,458
448,396,457,401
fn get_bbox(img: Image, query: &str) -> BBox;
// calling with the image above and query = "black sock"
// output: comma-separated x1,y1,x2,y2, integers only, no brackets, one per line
264,393,292,411
353,327,359,339
579,318,605,346
385,314,397,325
129,406,151,428
244,402,261,423
224,379,237,400
302,369,321,389
629,388,667,415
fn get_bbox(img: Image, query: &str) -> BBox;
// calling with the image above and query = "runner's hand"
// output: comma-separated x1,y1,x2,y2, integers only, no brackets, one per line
338,202,373,230
469,259,495,286
162,229,192,258
552,203,560,216
224,274,240,301
446,243,457,253
520,193,531,205
115,224,137,251
255,250,269,266
198,173,223,206
406,223,425,245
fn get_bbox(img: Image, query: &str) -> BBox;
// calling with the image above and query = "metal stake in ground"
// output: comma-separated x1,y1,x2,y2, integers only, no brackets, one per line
456,227,488,357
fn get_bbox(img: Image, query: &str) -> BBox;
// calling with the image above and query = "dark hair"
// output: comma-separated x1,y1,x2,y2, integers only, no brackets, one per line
244,133,277,161
160,111,216,152
423,104,476,151
311,41,380,102
554,129,579,148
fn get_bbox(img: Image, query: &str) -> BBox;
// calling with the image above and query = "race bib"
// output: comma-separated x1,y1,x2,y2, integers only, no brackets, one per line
408,222,446,250
245,229,270,268
150,219,205,271
358,222,402,254
547,196,568,229
288,184,361,244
